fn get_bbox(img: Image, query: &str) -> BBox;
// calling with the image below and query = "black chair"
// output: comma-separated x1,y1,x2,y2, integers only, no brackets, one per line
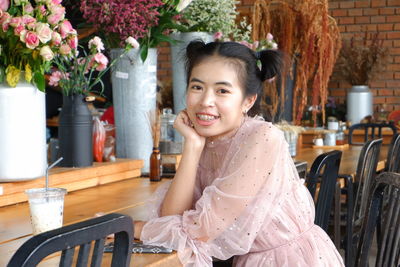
348,122,397,145
386,133,400,173
354,172,400,267
306,150,342,234
340,138,383,266
7,213,133,267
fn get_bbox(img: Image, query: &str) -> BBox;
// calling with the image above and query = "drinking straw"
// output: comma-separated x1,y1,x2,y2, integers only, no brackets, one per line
46,157,63,191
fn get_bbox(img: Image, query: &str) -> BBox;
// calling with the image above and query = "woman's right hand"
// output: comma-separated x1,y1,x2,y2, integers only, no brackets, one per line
174,110,205,150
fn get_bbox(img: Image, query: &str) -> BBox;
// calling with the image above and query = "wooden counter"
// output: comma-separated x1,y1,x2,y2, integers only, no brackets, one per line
0,158,143,207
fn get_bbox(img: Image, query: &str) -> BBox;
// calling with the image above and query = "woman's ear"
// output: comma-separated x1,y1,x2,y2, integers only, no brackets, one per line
243,94,257,112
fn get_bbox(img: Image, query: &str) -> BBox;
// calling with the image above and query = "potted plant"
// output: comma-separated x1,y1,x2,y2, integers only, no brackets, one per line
48,35,136,167
0,0,77,181
79,0,187,172
171,0,238,114
335,33,389,124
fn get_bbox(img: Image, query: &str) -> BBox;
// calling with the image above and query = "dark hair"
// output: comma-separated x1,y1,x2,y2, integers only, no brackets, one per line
185,41,282,117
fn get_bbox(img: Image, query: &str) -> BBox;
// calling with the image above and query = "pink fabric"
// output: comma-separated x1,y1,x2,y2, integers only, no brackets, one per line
141,117,344,267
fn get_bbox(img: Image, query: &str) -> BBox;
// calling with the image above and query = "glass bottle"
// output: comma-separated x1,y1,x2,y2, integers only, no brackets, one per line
150,147,161,181
336,123,345,145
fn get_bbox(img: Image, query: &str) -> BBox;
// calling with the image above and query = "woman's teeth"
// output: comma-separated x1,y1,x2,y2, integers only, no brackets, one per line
197,114,219,121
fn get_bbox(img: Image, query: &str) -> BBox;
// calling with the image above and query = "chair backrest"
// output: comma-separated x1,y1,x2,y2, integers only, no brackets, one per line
386,133,400,173
7,213,133,267
353,139,383,226
354,172,400,267
348,122,397,145
306,150,342,231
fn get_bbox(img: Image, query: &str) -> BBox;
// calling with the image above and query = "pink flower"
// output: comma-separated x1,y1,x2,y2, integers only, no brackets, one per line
238,40,252,49
49,71,62,86
38,5,47,16
88,36,104,52
9,16,22,27
36,22,52,43
51,31,61,45
24,31,39,49
13,24,25,36
52,0,62,4
22,15,35,25
0,12,10,31
59,43,71,55
59,20,73,38
92,53,108,71
176,0,192,12
0,0,9,11
39,45,54,61
253,41,259,50
68,34,78,49
23,3,34,14
125,36,139,49
213,32,223,40
266,33,274,41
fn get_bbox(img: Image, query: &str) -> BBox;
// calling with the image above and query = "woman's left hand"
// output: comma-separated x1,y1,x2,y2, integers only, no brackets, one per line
134,220,147,240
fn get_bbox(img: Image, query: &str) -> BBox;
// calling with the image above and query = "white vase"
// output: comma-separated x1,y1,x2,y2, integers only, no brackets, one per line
0,78,47,181
110,48,157,173
346,85,373,124
170,32,213,114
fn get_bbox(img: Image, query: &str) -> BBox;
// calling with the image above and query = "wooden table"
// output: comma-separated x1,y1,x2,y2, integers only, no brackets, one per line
294,145,388,176
0,177,182,267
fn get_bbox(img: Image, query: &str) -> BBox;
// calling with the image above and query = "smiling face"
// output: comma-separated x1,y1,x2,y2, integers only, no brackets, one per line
186,56,256,140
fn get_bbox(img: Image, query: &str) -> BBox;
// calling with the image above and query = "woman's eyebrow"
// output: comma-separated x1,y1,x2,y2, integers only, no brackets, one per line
190,78,233,87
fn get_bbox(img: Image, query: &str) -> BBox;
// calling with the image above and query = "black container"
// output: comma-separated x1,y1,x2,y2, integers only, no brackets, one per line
58,94,93,167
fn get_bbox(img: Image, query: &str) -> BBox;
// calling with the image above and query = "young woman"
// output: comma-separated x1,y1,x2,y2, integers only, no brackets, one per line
134,41,344,267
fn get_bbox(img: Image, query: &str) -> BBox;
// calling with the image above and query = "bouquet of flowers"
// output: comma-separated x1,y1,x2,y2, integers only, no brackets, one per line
179,0,238,36
49,35,138,96
80,0,191,61
0,0,77,91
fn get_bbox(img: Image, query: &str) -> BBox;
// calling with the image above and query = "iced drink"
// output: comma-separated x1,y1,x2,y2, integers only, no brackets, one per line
25,188,67,235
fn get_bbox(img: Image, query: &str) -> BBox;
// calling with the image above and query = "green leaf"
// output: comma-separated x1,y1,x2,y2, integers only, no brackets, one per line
33,72,45,92
140,45,149,62
0,67,4,83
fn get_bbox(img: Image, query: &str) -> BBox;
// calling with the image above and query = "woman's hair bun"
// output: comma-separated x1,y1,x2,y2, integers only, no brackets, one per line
257,49,283,81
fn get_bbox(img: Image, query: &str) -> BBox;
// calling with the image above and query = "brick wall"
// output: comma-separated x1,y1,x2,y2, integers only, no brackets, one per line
157,0,400,113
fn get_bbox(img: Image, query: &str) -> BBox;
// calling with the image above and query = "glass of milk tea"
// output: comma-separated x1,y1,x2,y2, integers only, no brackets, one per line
25,188,67,235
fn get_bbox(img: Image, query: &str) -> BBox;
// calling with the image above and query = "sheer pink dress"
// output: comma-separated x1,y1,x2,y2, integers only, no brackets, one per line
140,117,344,267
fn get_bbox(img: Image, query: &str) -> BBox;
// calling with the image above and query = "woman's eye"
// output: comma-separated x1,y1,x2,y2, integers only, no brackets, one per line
217,88,230,94
190,85,202,90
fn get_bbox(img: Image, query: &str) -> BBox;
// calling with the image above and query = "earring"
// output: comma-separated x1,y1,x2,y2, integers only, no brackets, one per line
243,109,247,115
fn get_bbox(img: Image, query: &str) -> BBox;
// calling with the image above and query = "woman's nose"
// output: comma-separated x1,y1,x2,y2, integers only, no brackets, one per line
200,90,215,107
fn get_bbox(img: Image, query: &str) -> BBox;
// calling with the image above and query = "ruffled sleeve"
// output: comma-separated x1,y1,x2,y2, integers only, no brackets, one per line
141,122,291,267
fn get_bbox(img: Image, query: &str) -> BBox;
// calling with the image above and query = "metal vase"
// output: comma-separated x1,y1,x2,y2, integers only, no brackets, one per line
110,48,157,173
346,85,373,124
0,79,47,181
58,94,93,167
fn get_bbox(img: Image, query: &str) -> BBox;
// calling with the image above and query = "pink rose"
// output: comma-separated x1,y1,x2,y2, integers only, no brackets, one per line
38,5,47,16
22,15,35,25
92,53,108,71
39,45,54,61
0,0,9,11
47,13,62,25
88,36,104,52
24,31,39,49
266,33,274,41
1,12,10,31
36,22,52,43
9,16,22,27
13,24,25,36
125,37,139,49
59,20,73,38
59,43,71,55
51,0,62,4
51,31,61,46
48,5,65,24
238,40,252,49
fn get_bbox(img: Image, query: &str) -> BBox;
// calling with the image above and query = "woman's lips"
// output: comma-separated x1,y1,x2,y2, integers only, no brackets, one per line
195,113,220,126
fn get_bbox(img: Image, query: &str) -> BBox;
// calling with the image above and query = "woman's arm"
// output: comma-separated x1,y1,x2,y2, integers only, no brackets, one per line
160,111,205,217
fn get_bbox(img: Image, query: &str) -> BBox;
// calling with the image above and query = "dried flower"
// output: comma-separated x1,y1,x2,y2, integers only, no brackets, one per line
335,32,389,85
